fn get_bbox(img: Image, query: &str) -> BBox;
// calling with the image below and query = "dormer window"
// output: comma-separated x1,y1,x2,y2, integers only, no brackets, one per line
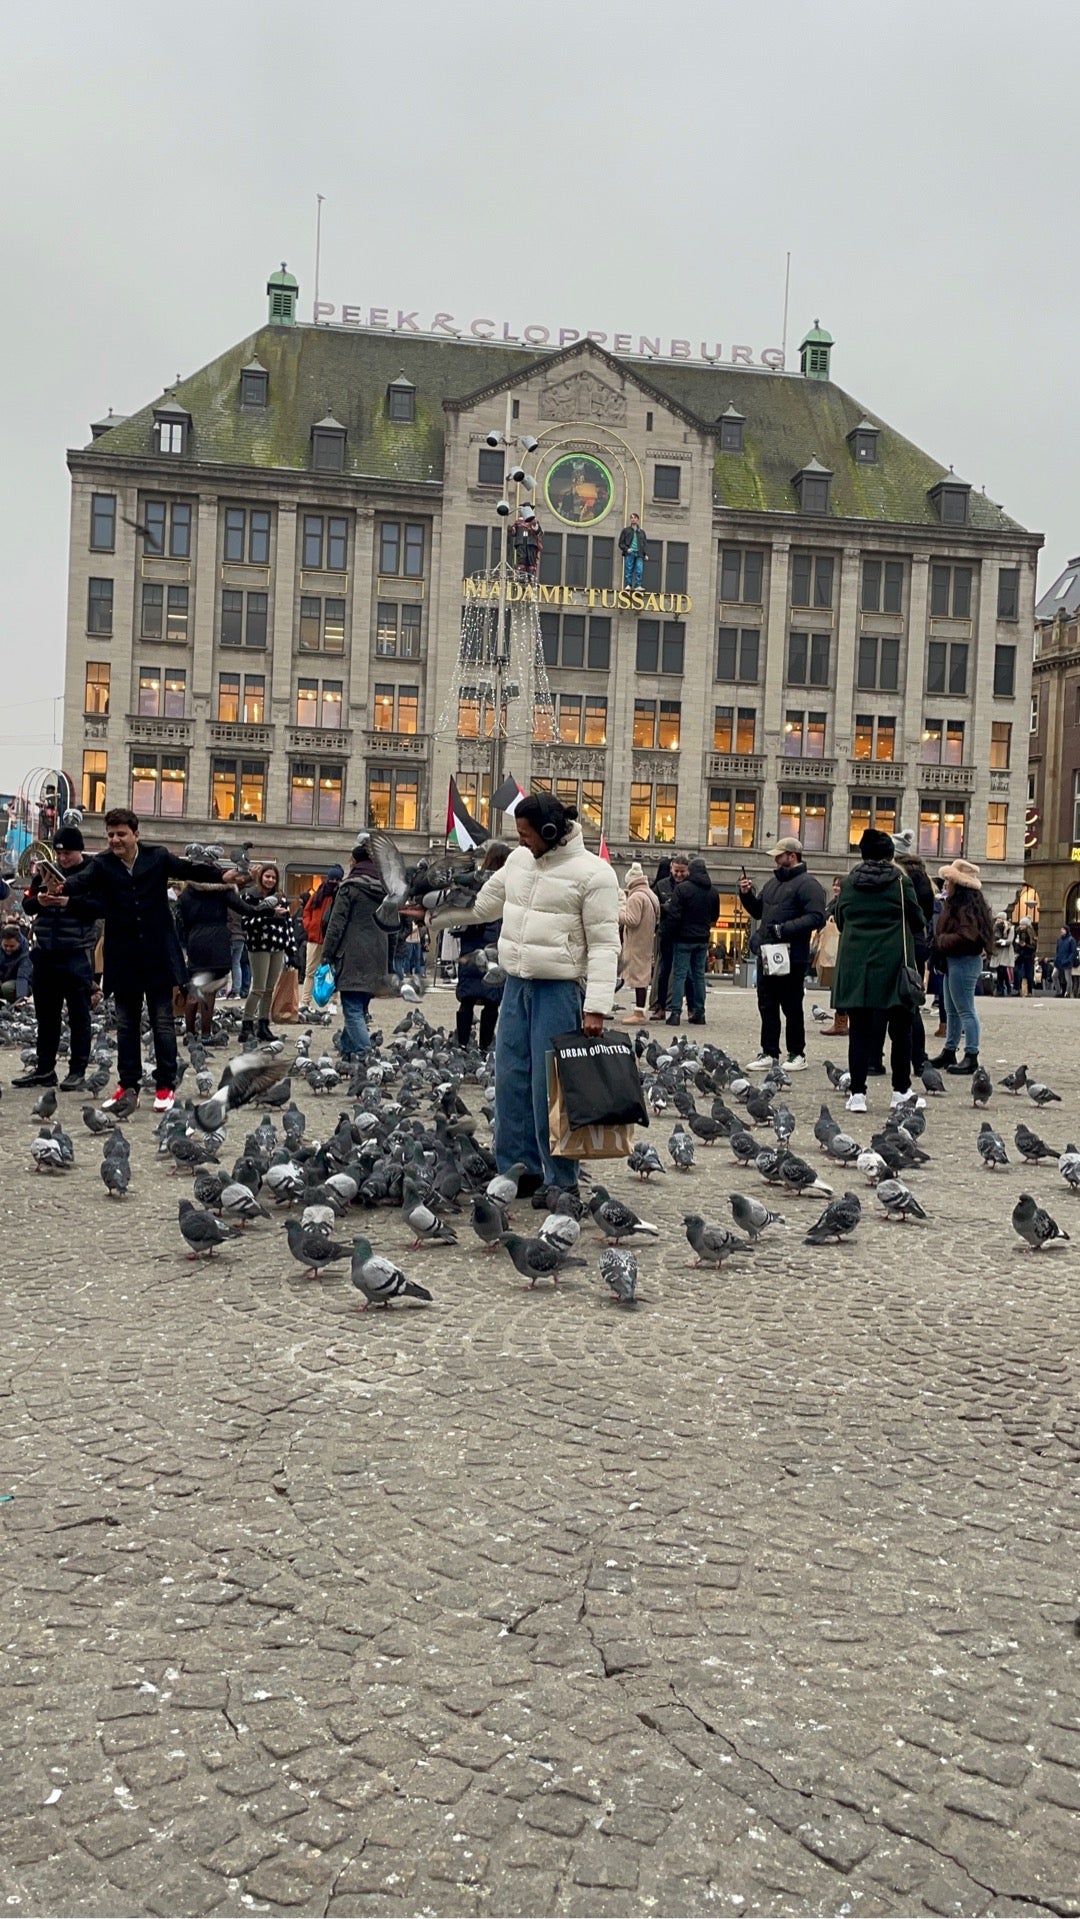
153,401,190,457
240,361,269,408
311,416,346,472
387,375,416,424
792,458,832,515
848,419,878,465
718,405,745,453
929,475,971,526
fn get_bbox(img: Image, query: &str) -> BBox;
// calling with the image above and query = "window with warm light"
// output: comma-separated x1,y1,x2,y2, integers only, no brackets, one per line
986,803,1008,861
84,662,110,715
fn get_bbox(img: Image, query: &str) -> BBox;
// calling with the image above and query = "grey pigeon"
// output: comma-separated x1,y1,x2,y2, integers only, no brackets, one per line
100,1154,130,1200
804,1191,862,1244
876,1178,928,1223
1058,1144,1080,1192
471,1192,509,1253
1027,1079,1062,1107
729,1192,785,1240
999,1063,1028,1095
178,1199,239,1259
350,1237,432,1309
977,1121,1009,1170
284,1218,351,1278
500,1232,587,1289
667,1122,696,1171
1015,1122,1061,1164
628,1142,665,1180
588,1187,659,1243
683,1214,752,1267
600,1247,638,1306
1012,1191,1070,1252
970,1065,993,1107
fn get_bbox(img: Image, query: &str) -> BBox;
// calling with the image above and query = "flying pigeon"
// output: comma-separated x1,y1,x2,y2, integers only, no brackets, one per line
350,1237,432,1309
500,1231,587,1289
588,1187,659,1244
1012,1191,1070,1252
600,1247,638,1306
804,1191,862,1244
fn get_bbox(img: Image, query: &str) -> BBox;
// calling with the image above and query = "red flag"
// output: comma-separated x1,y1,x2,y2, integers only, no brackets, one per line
598,833,611,864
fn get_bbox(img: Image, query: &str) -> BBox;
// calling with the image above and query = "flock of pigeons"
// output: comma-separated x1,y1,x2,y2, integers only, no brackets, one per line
8,979,1075,1313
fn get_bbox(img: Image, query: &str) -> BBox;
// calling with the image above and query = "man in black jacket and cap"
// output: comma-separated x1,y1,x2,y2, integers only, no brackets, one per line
43,807,239,1113
665,857,720,1025
14,825,100,1092
739,835,826,1070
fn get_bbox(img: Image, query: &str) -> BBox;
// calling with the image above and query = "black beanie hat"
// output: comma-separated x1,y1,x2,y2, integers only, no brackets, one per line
859,827,895,862
53,825,85,852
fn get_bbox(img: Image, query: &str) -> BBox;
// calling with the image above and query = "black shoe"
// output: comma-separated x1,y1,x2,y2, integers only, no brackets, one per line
12,1070,56,1089
59,1073,87,1092
947,1051,979,1076
929,1047,957,1067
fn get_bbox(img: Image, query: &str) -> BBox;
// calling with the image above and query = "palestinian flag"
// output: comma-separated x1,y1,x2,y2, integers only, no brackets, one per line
491,774,525,817
446,778,488,851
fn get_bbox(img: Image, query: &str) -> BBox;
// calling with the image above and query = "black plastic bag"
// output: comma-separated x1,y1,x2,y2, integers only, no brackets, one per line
549,1030,649,1130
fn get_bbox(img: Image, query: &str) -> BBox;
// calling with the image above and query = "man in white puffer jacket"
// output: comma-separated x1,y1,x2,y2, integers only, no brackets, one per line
441,794,620,1202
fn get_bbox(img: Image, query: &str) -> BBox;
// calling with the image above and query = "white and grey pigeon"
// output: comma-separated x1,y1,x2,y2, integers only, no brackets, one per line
600,1248,638,1306
1012,1192,1070,1252
729,1192,785,1240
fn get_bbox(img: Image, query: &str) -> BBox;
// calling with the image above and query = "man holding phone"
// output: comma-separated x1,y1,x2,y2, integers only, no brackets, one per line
14,825,100,1092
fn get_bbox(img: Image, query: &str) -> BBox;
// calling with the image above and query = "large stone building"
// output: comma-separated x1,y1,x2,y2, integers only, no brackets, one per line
1027,557,1080,932
64,268,1041,955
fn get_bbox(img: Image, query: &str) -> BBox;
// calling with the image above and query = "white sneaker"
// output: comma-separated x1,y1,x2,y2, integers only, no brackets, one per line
153,1088,175,1114
845,1092,868,1113
747,1053,778,1071
890,1090,927,1109
785,1054,808,1071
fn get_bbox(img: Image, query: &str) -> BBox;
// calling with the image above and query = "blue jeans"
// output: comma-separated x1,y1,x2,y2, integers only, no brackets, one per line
669,943,707,1020
623,552,644,589
339,990,372,1059
230,938,251,999
942,954,983,1053
495,976,584,1191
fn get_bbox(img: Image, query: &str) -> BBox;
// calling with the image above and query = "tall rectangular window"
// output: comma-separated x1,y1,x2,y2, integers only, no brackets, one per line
90,494,116,551
861,558,904,613
993,644,1016,697
84,662,110,714
87,578,113,635
719,547,764,604
708,787,757,848
82,751,107,812
997,567,1020,621
716,626,760,682
986,803,1008,861
990,721,1012,770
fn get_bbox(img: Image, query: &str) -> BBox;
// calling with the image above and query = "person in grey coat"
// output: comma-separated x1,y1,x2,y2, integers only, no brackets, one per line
319,837,401,1060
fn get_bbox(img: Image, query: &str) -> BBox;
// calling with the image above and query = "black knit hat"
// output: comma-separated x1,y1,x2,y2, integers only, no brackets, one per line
859,828,895,862
53,825,85,852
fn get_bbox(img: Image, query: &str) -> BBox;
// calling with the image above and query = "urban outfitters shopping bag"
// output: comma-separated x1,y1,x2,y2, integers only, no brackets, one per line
548,1030,649,1130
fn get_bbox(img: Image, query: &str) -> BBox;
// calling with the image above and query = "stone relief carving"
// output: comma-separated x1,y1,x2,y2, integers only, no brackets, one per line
539,372,626,426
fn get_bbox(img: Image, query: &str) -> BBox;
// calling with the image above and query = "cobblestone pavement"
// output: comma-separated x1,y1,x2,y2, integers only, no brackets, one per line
2,984,1079,1919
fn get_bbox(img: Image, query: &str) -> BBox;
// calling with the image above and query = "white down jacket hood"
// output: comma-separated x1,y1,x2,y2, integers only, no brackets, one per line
460,824,621,1015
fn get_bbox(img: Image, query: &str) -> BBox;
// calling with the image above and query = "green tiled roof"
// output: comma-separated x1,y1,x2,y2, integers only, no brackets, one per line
82,327,1030,534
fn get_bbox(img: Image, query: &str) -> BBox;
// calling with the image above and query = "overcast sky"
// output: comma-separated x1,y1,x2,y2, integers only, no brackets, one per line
1,0,1074,795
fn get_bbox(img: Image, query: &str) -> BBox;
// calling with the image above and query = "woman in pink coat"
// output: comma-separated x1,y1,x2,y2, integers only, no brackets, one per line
619,863,660,1024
